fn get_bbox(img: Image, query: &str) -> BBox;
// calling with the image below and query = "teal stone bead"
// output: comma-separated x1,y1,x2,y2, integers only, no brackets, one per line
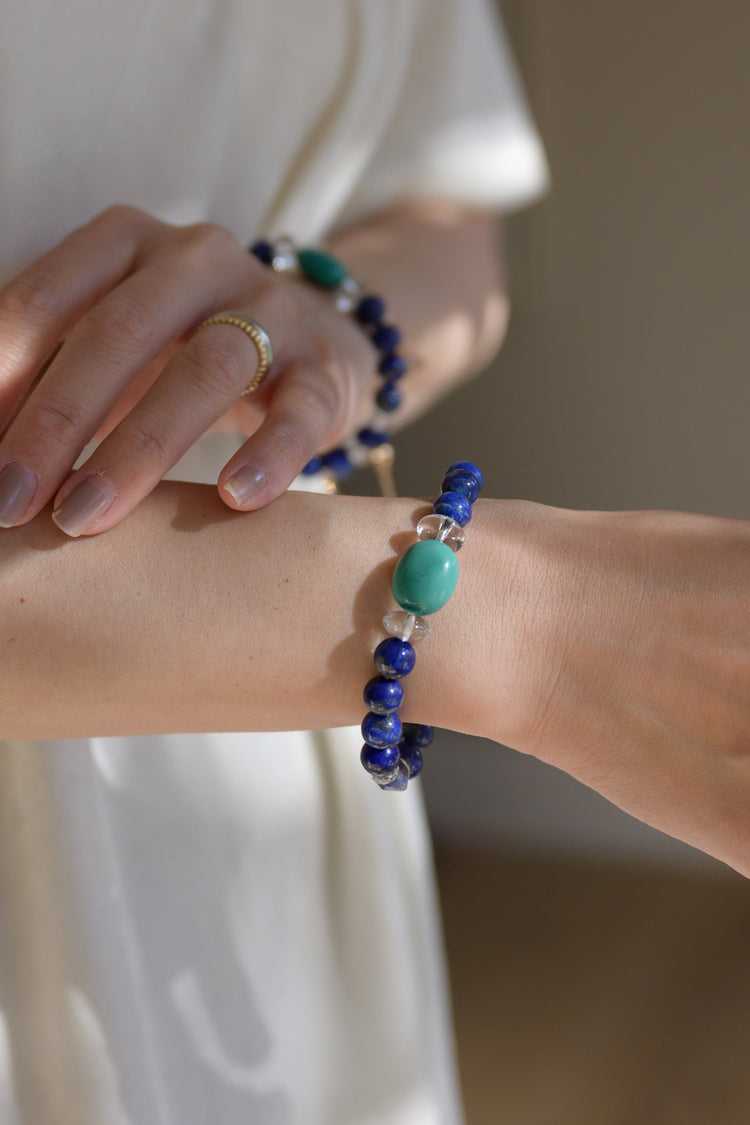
392,539,459,616
297,247,348,289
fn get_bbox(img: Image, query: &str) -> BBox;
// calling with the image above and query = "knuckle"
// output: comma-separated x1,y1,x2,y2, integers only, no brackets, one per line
292,365,344,428
121,414,173,470
180,220,238,261
184,334,247,398
264,419,309,468
96,203,148,231
0,268,65,324
296,373,338,420
27,395,85,448
85,292,154,356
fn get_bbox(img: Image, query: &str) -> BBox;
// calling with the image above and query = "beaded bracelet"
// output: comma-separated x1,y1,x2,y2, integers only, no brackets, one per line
359,461,484,791
249,237,409,491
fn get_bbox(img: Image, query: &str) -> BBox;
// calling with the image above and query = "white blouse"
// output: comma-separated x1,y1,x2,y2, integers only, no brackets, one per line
0,2,547,1122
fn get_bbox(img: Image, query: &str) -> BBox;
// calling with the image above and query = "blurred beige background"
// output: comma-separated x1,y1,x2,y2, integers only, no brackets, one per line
373,4,750,1121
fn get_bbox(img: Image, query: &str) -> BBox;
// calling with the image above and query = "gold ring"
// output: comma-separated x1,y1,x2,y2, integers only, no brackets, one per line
197,311,274,394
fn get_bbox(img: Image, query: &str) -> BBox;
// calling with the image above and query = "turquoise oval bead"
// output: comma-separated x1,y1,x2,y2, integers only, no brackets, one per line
297,247,348,289
392,539,459,616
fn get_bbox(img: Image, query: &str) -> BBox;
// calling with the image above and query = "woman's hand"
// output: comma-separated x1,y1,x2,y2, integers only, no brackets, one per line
0,205,376,536
457,502,750,876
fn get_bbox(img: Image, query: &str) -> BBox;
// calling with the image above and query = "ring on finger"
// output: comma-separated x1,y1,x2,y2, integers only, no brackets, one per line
197,311,274,395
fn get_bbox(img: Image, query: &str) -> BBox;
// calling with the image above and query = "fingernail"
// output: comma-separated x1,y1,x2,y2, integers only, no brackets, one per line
0,462,38,527
52,475,117,537
223,465,267,506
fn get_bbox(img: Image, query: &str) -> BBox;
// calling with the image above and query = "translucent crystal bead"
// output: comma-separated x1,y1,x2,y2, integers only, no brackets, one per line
347,441,371,468
416,513,465,552
333,275,363,313
382,610,431,644
272,236,297,273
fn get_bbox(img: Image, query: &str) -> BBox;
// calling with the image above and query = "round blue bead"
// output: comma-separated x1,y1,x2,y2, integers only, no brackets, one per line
402,722,434,748
322,448,353,476
400,742,423,778
363,676,404,714
361,711,402,749
433,490,472,526
372,323,402,352
357,426,390,448
377,353,408,378
360,743,401,776
249,239,273,265
446,461,484,490
356,294,386,324
378,761,410,791
441,468,480,503
301,455,324,475
376,382,401,412
374,637,416,678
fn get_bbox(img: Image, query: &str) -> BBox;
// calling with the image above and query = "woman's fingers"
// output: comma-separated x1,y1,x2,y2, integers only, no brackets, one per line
0,206,145,426
47,316,274,536
0,206,377,536
218,359,345,511
0,214,255,529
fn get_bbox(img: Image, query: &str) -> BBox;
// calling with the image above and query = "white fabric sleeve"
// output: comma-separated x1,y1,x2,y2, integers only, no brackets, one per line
339,0,549,223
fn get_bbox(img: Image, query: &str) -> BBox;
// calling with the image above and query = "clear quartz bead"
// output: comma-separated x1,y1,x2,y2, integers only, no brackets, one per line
382,610,431,643
416,513,465,552
272,236,298,273
334,275,363,313
348,441,370,467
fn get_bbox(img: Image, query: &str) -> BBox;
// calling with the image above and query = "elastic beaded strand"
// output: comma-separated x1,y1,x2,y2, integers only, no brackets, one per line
359,462,483,791
249,237,410,488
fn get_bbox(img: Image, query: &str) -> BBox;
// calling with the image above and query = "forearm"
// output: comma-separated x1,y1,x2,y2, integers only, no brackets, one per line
327,200,509,425
0,483,512,741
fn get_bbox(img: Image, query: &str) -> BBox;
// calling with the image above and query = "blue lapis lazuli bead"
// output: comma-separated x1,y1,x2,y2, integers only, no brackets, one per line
363,676,404,714
446,460,484,491
378,352,409,378
378,761,410,791
401,722,434,748
372,323,401,352
433,490,472,526
441,468,481,503
357,426,390,448
360,743,401,776
361,711,402,749
249,239,273,265
356,294,386,324
301,455,324,475
376,382,401,412
374,637,416,678
321,448,353,476
400,742,423,779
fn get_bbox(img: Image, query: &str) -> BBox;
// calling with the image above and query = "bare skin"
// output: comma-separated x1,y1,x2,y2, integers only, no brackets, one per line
0,201,507,534
2,488,750,878
1,202,749,880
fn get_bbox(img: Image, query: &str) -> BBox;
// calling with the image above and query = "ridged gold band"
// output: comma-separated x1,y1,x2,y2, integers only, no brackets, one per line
197,311,274,394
